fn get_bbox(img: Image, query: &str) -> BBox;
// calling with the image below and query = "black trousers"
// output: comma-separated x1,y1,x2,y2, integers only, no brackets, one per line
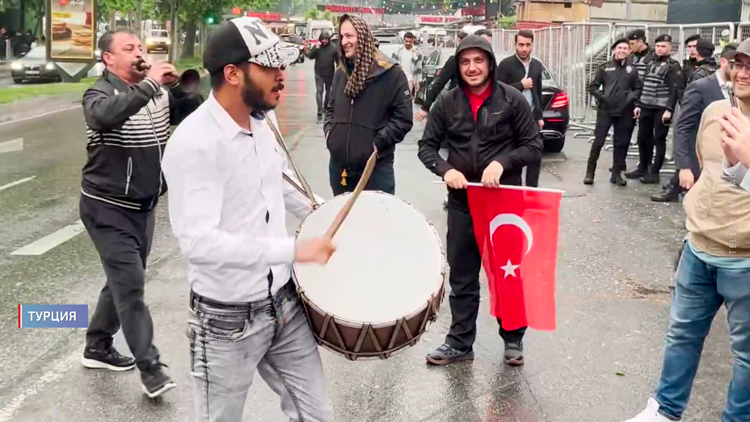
525,160,541,187
80,195,160,372
636,108,670,174
445,204,526,352
329,155,396,196
588,111,636,172
666,166,702,194
315,74,333,115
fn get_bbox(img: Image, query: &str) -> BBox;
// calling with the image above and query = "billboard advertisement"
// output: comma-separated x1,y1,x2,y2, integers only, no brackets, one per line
46,0,97,62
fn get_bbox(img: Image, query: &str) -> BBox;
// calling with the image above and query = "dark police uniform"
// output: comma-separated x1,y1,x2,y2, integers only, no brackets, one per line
625,34,683,184
584,38,642,186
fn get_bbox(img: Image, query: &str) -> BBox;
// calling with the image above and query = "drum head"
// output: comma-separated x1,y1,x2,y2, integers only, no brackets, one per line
294,191,444,325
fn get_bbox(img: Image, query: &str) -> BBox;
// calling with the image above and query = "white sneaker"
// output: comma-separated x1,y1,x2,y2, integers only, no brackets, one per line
623,398,680,422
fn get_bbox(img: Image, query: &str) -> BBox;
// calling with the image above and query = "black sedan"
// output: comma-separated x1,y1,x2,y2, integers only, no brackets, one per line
415,49,570,153
10,46,61,84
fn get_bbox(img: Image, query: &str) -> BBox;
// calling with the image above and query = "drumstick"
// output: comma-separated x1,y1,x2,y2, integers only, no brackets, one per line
324,150,378,240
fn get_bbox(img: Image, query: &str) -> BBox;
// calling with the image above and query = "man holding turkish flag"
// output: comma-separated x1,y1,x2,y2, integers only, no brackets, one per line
418,35,544,366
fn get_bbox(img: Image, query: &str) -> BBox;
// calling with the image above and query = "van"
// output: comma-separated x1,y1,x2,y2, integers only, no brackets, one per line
305,20,335,46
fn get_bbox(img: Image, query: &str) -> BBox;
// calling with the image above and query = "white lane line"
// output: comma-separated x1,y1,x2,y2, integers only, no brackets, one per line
0,176,35,192
0,138,23,154
0,351,76,422
10,220,86,256
0,105,81,128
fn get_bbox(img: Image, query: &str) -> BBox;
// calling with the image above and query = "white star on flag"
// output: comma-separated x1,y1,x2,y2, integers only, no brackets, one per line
500,259,520,278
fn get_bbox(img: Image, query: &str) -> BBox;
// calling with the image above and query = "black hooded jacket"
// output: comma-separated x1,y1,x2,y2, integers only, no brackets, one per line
588,58,642,116
324,51,413,171
418,35,542,208
307,36,339,79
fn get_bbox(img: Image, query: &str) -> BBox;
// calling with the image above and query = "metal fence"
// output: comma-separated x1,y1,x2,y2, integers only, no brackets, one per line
491,21,737,173
492,21,737,127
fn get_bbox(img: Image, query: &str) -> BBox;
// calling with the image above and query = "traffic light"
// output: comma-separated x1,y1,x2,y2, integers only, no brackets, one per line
206,14,218,25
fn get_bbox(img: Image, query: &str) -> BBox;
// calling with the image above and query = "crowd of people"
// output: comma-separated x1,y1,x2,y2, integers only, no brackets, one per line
72,13,750,422
0,27,40,60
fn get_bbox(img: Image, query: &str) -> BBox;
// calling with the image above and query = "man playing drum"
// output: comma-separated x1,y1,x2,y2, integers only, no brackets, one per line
162,17,336,422
417,35,543,365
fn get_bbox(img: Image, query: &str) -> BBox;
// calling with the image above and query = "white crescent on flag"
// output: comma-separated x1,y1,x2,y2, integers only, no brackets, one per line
488,213,534,255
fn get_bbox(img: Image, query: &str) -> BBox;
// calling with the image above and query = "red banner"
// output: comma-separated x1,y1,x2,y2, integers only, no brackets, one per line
325,4,384,14
418,16,462,23
244,11,281,21
461,4,486,16
467,185,562,331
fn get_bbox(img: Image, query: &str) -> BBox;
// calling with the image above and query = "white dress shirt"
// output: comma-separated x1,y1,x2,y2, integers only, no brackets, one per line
717,70,730,100
162,93,318,303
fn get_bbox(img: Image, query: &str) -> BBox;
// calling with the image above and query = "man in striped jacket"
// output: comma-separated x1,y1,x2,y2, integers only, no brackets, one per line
78,28,199,398
625,34,683,184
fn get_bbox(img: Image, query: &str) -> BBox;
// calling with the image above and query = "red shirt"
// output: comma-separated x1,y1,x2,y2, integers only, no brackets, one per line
463,83,492,121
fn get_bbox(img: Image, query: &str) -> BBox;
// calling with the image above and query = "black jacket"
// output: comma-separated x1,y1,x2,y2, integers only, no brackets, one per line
421,55,459,112
496,55,544,121
588,58,642,116
81,71,200,210
673,73,725,172
307,42,339,79
324,51,413,171
637,54,683,111
683,57,699,86
418,36,542,208
686,57,717,85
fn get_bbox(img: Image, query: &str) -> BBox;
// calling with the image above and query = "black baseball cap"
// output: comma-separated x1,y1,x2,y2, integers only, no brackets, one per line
627,29,646,41
203,17,300,74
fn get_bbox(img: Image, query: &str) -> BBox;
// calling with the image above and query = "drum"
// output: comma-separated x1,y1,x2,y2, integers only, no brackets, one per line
293,191,446,361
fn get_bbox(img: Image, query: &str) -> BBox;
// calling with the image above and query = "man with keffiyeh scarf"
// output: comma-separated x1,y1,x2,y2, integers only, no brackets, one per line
324,14,414,196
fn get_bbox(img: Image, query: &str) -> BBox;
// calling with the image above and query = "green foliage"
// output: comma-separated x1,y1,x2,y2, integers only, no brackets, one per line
497,15,516,29
302,6,319,20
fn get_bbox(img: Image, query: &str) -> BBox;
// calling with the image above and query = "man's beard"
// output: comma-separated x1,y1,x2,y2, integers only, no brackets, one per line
240,71,283,112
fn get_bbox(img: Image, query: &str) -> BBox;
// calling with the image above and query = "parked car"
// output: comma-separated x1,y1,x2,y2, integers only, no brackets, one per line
416,49,570,153
145,29,170,54
10,46,61,84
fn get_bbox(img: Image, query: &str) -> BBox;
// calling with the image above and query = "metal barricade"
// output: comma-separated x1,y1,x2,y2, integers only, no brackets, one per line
490,28,518,55
681,22,735,53
561,22,613,126
738,22,750,43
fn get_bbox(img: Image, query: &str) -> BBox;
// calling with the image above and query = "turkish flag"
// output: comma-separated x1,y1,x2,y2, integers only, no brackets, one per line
467,184,562,331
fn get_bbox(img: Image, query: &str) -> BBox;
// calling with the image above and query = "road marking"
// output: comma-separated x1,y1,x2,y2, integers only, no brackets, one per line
0,352,75,422
0,176,35,192
10,220,86,256
0,105,81,128
0,138,23,154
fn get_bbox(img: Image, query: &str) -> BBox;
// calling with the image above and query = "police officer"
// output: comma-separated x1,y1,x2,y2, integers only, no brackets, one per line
627,29,654,82
625,34,683,184
584,38,642,186
682,34,701,85
685,38,718,84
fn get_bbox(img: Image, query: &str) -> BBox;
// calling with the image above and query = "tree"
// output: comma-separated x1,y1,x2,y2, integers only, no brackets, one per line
302,6,320,20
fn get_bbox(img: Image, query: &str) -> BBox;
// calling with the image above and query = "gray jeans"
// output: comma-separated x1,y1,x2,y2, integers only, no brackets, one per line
188,282,332,422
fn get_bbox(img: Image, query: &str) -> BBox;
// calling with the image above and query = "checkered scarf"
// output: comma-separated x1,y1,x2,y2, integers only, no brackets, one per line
339,15,376,98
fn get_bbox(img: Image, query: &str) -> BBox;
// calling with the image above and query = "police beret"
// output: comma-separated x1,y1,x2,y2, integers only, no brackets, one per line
627,29,645,41
655,34,672,43
611,37,629,51
695,39,715,57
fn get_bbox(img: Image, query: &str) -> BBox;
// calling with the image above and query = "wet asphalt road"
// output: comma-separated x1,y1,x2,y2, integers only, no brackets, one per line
0,60,738,422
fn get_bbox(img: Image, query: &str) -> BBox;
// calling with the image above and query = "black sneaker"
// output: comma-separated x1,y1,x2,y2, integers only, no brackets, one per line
426,343,474,365
640,173,660,184
141,363,177,398
81,347,136,372
651,189,680,202
624,169,645,179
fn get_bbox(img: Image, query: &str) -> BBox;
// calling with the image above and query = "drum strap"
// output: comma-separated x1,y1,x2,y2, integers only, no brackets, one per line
267,119,319,209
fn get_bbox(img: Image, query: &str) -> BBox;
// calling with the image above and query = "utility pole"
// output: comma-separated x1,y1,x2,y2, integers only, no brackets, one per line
169,0,177,62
